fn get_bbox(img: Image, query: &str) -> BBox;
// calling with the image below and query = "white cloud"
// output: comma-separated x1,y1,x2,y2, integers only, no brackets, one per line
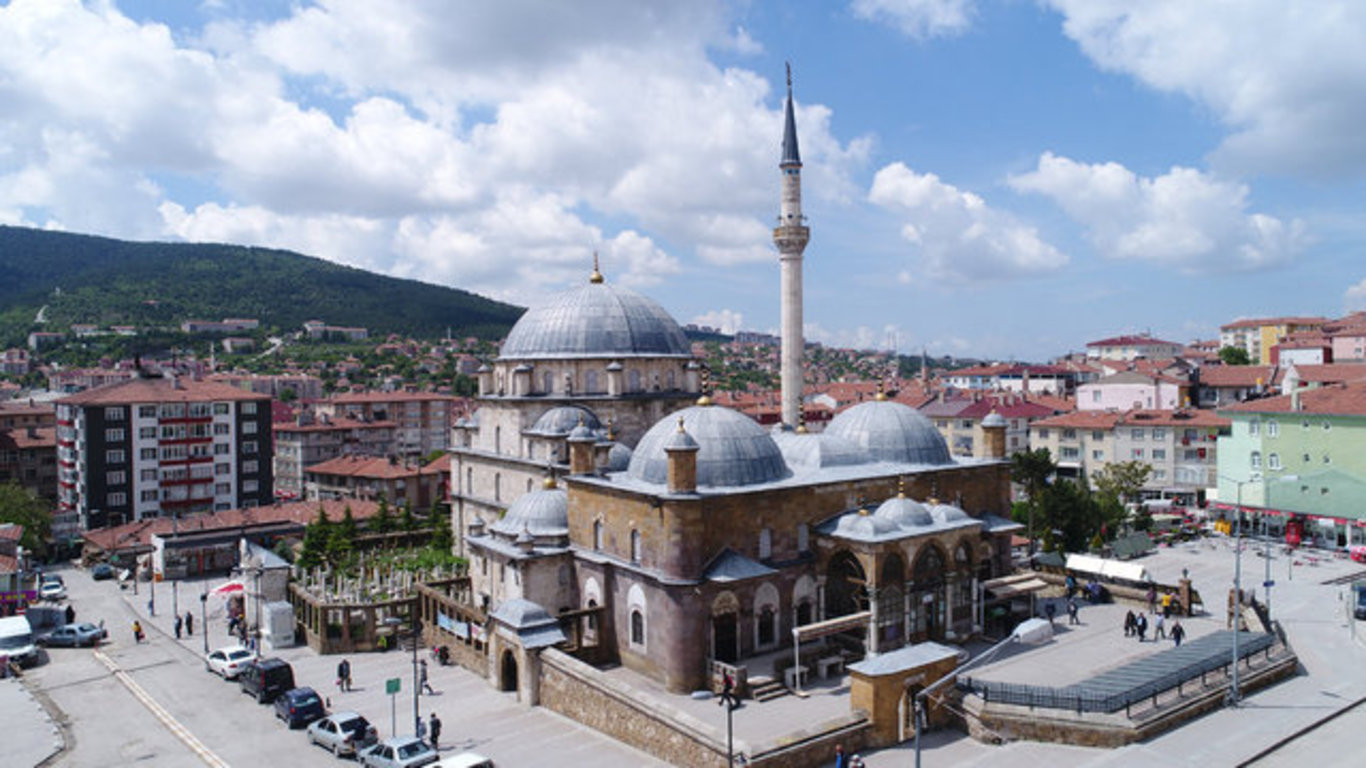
868,162,1067,283
1345,278,1366,311
852,0,976,39
1044,0,1366,178
1009,152,1305,272
691,309,745,335
805,322,905,353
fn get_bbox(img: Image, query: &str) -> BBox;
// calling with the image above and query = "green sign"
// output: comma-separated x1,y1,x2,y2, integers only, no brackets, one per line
385,677,401,695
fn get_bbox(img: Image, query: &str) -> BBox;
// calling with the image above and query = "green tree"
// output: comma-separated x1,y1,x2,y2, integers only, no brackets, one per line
1040,477,1104,553
0,482,52,558
327,505,357,566
1093,460,1153,536
1219,346,1251,365
297,504,331,570
1011,448,1056,554
428,504,453,554
399,500,416,532
370,494,393,534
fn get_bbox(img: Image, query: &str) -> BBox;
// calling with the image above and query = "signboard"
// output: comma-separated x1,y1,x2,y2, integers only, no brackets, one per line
385,677,400,695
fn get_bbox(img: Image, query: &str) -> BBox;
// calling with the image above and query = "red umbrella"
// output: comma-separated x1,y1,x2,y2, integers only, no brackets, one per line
211,580,246,596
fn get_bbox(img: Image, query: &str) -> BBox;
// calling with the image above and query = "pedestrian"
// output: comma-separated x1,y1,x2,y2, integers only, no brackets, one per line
1146,584,1157,614
416,715,427,741
1064,573,1076,597
1067,597,1080,625
850,755,866,768
1124,609,1136,637
337,658,351,692
65,604,76,624
174,614,183,639
420,658,435,695
834,743,846,768
132,620,144,644
185,611,194,636
1171,620,1185,647
1154,613,1166,640
1136,612,1148,642
1044,601,1057,627
428,712,442,751
1161,591,1173,618
147,598,155,616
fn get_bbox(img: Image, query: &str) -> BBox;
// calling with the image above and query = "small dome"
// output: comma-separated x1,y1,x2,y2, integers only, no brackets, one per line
491,486,569,538
499,278,691,360
874,496,933,528
772,430,872,470
834,510,898,538
982,410,1007,428
628,405,790,488
527,405,601,436
929,502,971,525
605,442,633,472
827,399,952,465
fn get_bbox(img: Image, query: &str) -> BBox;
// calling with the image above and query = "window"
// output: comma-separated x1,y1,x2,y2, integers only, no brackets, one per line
593,521,603,551
241,402,257,415
1092,431,1104,441
243,460,258,474
138,405,156,418
758,528,772,560
160,403,185,419
108,492,127,506
140,448,157,460
630,610,645,646
243,480,258,493
104,406,125,421
140,468,156,481
1323,421,1332,431
1153,469,1167,480
1268,453,1281,470
214,443,229,455
797,524,809,553
242,441,258,454
1324,454,1332,465
140,490,159,502
1092,390,1101,402
1249,420,1259,437
105,427,126,442
106,449,126,464
1152,428,1166,440
1061,447,1080,460
1092,450,1105,460
213,403,229,415
1152,449,1166,460
1037,428,1050,439
1131,449,1144,459
1062,429,1077,440
1251,451,1262,469
1131,428,1145,440
214,423,229,435
243,421,258,435
215,463,230,476
139,426,156,439
106,470,126,485
960,419,973,429
1267,421,1279,437
630,530,642,563
757,606,776,646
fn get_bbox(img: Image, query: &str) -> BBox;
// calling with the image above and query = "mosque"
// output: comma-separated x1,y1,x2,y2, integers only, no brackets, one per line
447,73,1019,697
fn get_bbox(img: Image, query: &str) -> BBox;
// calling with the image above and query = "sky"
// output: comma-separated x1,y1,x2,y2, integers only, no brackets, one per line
3,1,1366,362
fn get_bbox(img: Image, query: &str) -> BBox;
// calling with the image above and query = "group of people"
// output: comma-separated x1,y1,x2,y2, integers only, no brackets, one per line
335,657,445,750
1124,609,1185,646
173,611,195,639
833,744,865,767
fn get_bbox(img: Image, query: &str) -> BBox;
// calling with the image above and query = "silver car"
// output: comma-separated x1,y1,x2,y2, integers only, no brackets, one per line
307,712,379,757
41,622,106,648
359,736,438,768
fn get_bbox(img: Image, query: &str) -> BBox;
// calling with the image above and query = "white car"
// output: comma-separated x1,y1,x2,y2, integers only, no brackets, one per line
204,645,257,679
307,712,378,757
39,580,66,601
435,754,495,768
358,736,438,768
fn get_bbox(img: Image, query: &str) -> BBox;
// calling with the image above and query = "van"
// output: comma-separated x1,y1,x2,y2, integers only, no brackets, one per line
0,615,39,667
238,657,295,703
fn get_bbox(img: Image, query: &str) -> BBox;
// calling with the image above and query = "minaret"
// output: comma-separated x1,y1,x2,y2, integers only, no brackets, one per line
774,63,810,429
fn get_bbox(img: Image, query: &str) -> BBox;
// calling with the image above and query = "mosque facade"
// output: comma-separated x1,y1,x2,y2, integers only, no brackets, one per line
452,76,1020,696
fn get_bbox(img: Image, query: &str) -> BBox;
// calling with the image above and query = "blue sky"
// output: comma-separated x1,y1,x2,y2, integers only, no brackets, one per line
2,1,1364,361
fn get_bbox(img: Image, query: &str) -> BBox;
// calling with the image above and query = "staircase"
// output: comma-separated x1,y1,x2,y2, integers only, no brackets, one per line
748,675,790,702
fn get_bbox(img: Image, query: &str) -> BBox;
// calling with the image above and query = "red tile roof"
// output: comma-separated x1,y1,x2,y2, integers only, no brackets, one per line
81,499,382,552
57,376,270,405
1087,334,1181,348
1286,363,1366,384
1032,411,1125,429
1198,365,1276,388
0,524,23,541
0,427,56,449
1118,409,1230,428
328,391,455,404
305,455,446,479
1222,380,1366,416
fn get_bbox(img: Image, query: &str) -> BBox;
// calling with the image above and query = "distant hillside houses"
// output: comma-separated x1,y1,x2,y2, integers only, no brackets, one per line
303,320,368,341
181,318,260,333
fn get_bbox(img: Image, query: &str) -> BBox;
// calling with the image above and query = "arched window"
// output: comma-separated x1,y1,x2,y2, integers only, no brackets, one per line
526,478,533,493
631,530,642,563
593,520,603,551
758,528,773,560
543,371,553,394
494,426,502,454
465,468,472,495
758,606,776,646
796,600,813,626
628,584,647,650
494,473,502,502
630,610,645,645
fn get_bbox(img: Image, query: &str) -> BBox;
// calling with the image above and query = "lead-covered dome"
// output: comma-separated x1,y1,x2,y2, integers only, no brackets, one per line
526,405,600,436
628,405,791,488
772,429,872,471
499,274,691,360
491,482,569,538
826,398,952,465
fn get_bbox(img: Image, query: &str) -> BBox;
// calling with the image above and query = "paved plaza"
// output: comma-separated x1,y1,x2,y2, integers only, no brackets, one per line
7,534,1365,767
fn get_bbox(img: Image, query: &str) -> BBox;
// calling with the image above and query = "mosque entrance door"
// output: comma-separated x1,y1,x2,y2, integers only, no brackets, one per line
910,546,947,643
712,613,738,664
500,651,519,693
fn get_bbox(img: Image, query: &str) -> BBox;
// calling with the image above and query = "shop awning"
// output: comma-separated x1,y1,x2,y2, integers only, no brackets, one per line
982,573,1049,601
791,610,871,643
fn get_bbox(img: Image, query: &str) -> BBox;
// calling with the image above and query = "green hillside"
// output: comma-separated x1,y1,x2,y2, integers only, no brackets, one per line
0,226,524,345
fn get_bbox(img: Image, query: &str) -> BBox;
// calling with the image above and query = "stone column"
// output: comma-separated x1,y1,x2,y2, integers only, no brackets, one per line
867,585,881,655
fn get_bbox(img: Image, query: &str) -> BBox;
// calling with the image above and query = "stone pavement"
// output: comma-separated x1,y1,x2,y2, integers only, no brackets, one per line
1,675,64,767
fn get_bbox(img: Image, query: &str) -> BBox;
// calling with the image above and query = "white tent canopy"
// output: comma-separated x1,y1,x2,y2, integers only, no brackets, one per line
1065,553,1151,584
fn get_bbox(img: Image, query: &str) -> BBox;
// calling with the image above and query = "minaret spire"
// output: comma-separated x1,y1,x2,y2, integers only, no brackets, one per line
774,63,810,429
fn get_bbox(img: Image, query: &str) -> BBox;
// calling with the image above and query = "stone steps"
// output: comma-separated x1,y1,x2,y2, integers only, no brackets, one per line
749,675,790,702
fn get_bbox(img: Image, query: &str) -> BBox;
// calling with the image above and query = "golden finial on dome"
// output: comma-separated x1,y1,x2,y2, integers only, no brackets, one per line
696,365,714,406
590,251,604,284
605,417,616,440
875,379,887,401
542,475,557,490
897,476,906,498
858,506,871,517
676,415,687,432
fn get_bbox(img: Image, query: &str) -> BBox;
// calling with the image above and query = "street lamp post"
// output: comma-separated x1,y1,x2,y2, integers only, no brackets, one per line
1219,474,1250,706
200,589,209,654
410,616,420,738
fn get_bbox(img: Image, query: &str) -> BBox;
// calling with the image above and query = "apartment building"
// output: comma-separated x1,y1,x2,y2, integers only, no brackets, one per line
273,412,396,499
920,394,1057,457
1085,334,1184,362
55,375,274,531
303,453,448,510
316,391,453,458
1077,370,1191,412
1220,317,1327,364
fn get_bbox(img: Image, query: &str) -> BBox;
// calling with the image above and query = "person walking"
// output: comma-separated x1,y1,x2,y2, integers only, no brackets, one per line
1171,620,1186,647
1124,609,1136,637
1067,597,1080,625
337,658,351,692
174,614,183,639
132,620,144,644
1146,584,1157,614
185,611,193,636
428,712,442,751
834,743,846,768
1044,601,1057,627
1136,612,1148,642
1154,613,1167,640
1161,591,1173,618
420,659,435,695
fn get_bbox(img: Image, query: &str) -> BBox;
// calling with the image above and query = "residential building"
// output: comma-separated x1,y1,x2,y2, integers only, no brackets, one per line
1077,370,1190,412
304,453,448,510
920,394,1058,457
1220,317,1327,364
1030,411,1124,478
181,318,260,333
1085,334,1184,361
1327,322,1366,362
48,367,138,394
943,363,1011,391
1,348,31,375
272,412,396,499
208,372,325,401
303,320,368,341
55,375,274,531
0,400,55,430
995,364,1077,395
1195,365,1277,408
0,427,58,502
317,391,453,457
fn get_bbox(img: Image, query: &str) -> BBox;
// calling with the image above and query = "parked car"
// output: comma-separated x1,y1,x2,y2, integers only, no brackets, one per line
359,736,438,768
274,686,326,728
205,645,257,679
238,657,295,703
40,622,106,648
435,754,495,768
39,581,67,601
307,712,379,757
91,564,114,581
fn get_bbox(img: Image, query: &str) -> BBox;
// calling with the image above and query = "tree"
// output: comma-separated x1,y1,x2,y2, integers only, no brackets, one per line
370,494,393,534
1219,346,1251,366
399,500,417,532
1093,460,1153,536
297,504,331,570
0,482,51,558
1011,448,1056,555
1040,477,1104,553
327,505,357,567
428,504,453,554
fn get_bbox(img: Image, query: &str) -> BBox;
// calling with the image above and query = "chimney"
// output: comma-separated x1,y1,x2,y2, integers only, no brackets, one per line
567,417,597,475
664,417,700,494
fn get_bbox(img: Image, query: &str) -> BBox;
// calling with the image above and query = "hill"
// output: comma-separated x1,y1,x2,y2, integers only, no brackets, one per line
0,226,524,345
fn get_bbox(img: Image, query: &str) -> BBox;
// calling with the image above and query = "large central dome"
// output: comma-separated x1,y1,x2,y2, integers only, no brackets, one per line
500,274,691,360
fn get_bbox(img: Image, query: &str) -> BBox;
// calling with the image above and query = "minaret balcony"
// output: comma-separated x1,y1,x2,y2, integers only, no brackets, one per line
773,225,810,251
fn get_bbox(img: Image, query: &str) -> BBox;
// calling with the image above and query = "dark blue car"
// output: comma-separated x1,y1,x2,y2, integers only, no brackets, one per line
273,686,325,728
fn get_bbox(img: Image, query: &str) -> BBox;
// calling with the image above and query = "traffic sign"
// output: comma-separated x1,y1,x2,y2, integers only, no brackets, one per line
1263,580,1275,588
386,677,401,695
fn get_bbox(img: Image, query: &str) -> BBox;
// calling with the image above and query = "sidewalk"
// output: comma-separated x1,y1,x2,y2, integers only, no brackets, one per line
1,675,64,767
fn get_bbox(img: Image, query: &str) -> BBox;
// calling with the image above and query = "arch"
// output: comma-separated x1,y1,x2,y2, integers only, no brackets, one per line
910,543,948,642
758,527,773,560
754,582,780,649
793,574,817,626
628,583,647,651
593,520,604,551
878,552,907,647
499,651,518,693
954,539,975,575
825,550,868,618
711,590,740,664
977,542,996,582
